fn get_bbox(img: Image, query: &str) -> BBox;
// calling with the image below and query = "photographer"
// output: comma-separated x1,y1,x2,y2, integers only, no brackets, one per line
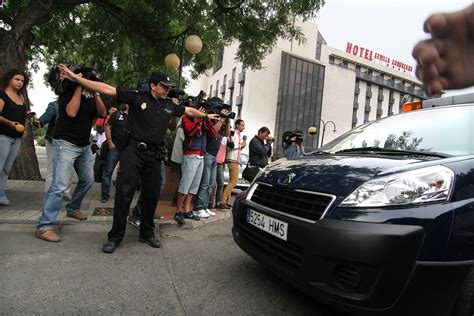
283,129,305,159
36,65,107,243
249,126,273,167
100,104,129,203
39,70,73,200
57,64,218,253
174,105,217,225
193,98,231,218
39,101,74,200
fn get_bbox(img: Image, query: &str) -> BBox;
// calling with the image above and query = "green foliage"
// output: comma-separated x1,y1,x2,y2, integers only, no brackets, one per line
33,125,47,147
384,131,424,151
1,0,325,90
35,135,46,147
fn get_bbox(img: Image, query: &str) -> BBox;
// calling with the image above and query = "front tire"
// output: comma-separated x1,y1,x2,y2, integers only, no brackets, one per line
454,265,474,316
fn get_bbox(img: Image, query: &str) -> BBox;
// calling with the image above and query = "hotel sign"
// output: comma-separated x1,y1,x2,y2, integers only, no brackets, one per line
345,42,413,73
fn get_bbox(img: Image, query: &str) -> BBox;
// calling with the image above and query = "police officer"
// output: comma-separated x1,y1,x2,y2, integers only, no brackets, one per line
58,64,219,253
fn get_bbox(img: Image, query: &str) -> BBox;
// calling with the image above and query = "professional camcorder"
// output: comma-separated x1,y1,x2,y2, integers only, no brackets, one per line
49,63,100,95
193,91,236,120
136,82,187,102
167,88,186,99
282,129,303,148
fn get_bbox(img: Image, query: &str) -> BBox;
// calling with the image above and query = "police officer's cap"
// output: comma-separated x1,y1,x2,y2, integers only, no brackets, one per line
149,72,174,87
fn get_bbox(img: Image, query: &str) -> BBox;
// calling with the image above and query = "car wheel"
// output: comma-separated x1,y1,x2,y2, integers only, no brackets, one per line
453,265,474,316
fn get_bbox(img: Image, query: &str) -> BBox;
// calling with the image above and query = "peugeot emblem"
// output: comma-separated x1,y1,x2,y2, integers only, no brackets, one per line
283,172,296,184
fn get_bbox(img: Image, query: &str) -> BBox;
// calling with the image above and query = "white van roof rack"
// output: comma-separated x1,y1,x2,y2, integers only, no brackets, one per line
422,93,474,108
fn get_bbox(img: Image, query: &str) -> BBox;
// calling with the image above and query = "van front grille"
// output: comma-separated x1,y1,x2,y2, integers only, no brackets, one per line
249,184,335,221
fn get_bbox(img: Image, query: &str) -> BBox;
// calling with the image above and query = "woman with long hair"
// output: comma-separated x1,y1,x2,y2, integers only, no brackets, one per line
0,68,29,206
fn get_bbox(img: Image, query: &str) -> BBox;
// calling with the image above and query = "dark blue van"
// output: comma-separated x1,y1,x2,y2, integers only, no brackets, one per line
232,95,474,315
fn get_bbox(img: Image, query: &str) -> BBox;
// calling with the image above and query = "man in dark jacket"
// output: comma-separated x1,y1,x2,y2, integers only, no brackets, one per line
249,126,273,167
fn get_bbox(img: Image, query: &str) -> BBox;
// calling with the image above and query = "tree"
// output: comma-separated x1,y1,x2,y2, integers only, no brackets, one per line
0,0,325,179
384,131,424,151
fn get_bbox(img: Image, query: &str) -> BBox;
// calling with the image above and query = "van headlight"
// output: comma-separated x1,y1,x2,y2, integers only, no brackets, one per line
340,165,454,207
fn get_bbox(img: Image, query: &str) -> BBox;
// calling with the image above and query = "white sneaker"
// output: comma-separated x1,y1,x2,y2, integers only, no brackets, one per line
205,209,216,216
195,209,210,218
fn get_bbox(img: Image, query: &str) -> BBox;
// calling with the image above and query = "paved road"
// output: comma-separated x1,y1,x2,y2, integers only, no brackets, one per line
4,148,345,315
0,220,344,315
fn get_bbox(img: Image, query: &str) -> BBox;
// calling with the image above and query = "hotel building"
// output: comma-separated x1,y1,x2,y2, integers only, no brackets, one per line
192,20,430,157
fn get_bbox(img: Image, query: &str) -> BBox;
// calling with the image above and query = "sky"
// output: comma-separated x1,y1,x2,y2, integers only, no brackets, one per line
28,0,474,116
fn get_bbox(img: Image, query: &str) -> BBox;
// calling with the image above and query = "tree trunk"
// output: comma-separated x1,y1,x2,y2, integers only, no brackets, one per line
10,124,42,180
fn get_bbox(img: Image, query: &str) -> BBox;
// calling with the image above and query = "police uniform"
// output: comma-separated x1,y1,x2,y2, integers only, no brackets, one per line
107,88,185,243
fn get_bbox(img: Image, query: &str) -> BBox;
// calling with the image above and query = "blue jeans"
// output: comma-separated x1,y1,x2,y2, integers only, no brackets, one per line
0,135,21,204
215,164,225,205
131,160,166,218
101,148,121,199
194,153,217,210
36,139,94,231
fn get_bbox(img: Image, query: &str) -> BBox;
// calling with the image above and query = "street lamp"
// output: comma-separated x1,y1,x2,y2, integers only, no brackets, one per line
319,119,337,146
164,34,202,90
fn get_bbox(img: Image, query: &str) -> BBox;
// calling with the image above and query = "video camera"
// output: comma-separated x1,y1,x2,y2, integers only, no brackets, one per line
136,81,185,100
167,88,186,99
282,129,303,148
193,91,236,120
49,63,100,95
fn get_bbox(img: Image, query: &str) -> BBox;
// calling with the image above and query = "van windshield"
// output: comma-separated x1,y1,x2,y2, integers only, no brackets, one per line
320,105,474,156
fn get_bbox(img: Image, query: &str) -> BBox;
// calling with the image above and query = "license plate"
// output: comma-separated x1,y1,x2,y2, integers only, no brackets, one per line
247,209,288,241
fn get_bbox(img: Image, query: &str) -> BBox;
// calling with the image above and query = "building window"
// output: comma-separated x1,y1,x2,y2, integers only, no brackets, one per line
388,90,394,116
275,52,325,155
355,65,361,74
376,87,383,119
209,85,213,97
399,93,405,113
329,56,335,65
222,74,227,98
364,83,372,123
232,67,236,79
215,80,219,97
213,48,224,74
315,31,326,60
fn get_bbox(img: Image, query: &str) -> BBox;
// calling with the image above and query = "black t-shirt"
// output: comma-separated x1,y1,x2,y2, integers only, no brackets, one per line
0,90,26,138
116,89,185,146
106,110,129,151
53,91,98,146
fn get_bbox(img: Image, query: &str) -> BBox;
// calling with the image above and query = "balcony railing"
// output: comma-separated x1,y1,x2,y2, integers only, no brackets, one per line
235,95,243,106
228,79,235,89
238,71,246,83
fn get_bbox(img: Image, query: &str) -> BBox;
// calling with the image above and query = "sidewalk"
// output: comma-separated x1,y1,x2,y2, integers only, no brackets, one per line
0,180,232,229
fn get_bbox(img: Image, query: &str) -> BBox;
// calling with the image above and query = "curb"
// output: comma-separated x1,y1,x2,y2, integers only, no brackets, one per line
0,209,233,229
1,180,234,230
